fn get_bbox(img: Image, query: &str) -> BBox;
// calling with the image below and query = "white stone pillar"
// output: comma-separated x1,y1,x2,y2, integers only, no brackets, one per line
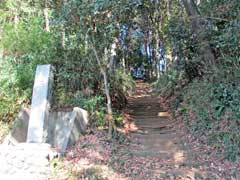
27,65,53,143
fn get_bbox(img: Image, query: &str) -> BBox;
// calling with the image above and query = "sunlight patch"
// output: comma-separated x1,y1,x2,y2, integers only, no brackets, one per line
158,112,169,117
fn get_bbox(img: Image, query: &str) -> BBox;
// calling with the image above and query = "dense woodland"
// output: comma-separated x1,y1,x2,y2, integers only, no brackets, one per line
0,0,239,164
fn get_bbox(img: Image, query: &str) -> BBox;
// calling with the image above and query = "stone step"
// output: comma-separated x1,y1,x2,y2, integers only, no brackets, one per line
129,110,162,114
128,105,161,108
129,107,160,109
130,114,163,118
151,168,198,179
131,137,180,147
130,128,176,135
131,125,173,129
129,148,188,159
131,119,172,124
133,119,175,124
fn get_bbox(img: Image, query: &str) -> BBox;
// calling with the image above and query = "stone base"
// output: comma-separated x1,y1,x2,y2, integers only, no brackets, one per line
0,143,55,180
3,106,89,154
3,107,30,145
48,107,89,153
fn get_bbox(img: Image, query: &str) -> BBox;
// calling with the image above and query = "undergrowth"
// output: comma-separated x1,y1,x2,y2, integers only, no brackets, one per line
155,69,240,161
182,79,240,161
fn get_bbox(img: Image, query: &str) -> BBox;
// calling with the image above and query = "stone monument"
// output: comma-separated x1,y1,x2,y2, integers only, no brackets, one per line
27,65,53,143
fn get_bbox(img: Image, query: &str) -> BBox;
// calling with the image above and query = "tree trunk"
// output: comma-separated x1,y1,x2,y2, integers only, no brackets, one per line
167,0,171,17
43,0,50,32
61,0,66,49
109,38,118,73
14,12,18,29
92,45,113,139
0,49,3,64
181,0,215,66
61,25,65,48
144,37,151,79
122,57,126,72
155,32,161,79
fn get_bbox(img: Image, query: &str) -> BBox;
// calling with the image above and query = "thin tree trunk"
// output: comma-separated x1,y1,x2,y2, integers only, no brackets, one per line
167,0,171,17
0,49,3,64
109,38,118,73
149,31,156,78
14,12,18,29
61,25,65,48
61,0,66,49
122,57,126,72
44,0,50,32
92,45,113,139
155,31,161,79
144,37,151,79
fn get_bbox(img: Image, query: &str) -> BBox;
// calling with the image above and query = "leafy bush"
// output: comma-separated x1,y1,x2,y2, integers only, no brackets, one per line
178,79,240,161
154,68,185,97
0,58,32,123
0,17,56,124
110,69,135,109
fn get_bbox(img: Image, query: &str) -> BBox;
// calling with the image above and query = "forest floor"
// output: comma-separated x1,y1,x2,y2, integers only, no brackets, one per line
49,81,240,180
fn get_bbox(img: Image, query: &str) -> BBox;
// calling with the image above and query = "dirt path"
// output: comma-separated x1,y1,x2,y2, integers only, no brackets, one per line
124,81,199,179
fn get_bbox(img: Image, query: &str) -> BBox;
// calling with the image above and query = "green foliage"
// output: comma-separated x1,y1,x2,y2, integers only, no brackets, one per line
113,110,124,128
178,80,240,161
164,0,240,76
94,110,106,127
3,19,53,56
154,69,184,96
0,62,29,122
211,81,240,123
0,15,56,124
53,89,106,126
110,69,135,109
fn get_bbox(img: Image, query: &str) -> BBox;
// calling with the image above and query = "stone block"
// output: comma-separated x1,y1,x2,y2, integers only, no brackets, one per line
27,64,53,143
3,107,30,145
48,107,89,153
68,107,89,146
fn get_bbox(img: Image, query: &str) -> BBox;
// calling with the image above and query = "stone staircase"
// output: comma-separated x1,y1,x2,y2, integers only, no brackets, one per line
127,82,198,179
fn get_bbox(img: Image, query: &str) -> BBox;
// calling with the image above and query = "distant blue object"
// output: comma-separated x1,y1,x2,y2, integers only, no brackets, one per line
132,66,145,79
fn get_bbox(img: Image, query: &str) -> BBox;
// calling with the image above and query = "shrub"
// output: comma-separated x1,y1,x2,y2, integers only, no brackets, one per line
0,17,56,124
180,79,240,161
110,69,135,109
